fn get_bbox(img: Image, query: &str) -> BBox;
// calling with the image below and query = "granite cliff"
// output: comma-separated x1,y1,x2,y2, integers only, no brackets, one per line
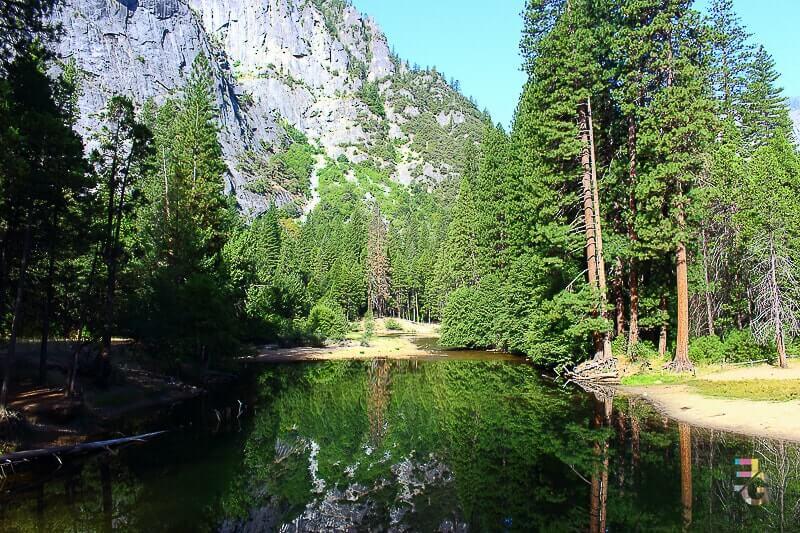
48,0,488,214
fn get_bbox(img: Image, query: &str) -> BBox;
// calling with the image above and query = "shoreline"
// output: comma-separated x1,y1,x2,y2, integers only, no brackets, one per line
619,362,800,443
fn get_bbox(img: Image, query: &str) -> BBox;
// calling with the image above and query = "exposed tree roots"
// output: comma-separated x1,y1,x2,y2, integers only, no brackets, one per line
566,357,620,385
663,359,695,374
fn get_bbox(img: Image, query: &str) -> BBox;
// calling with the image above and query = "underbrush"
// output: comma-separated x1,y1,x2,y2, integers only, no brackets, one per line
0,408,24,453
384,318,403,331
689,331,774,365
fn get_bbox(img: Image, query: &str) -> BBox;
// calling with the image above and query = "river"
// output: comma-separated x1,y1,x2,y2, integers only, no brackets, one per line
0,344,797,531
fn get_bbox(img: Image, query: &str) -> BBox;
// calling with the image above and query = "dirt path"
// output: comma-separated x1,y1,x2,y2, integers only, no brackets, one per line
700,363,800,381
622,362,800,442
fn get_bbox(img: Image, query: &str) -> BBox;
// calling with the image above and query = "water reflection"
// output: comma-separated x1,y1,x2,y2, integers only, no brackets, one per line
0,359,799,532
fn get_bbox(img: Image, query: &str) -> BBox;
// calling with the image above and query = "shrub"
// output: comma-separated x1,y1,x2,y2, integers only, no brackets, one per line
361,309,375,346
722,330,774,364
357,81,386,118
632,340,661,361
686,331,774,365
308,300,349,342
384,318,403,331
688,335,726,364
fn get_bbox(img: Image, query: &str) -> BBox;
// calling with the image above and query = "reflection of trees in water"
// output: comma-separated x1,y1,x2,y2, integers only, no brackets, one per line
679,422,692,532
9,361,800,531
756,438,800,532
589,394,611,533
367,358,391,446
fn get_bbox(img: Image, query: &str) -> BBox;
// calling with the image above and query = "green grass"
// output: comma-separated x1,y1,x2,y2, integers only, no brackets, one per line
621,372,690,386
691,380,800,402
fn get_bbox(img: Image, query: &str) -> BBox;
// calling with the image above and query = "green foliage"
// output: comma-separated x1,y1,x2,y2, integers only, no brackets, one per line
384,318,402,331
241,128,318,200
439,287,483,348
688,335,726,364
308,299,349,341
688,332,774,364
357,80,385,118
721,330,774,363
361,308,375,346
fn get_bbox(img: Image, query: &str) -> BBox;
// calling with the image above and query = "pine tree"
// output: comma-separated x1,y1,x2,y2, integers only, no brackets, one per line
735,135,800,368
435,169,481,293
366,204,390,316
0,0,57,69
740,46,793,151
92,95,150,381
708,0,752,123
0,43,87,405
514,0,614,364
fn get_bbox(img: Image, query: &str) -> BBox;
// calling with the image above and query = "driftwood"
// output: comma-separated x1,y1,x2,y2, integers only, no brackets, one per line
0,431,166,470
566,357,621,385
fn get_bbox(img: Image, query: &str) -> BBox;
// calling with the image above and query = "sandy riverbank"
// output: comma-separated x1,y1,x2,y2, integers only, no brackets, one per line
246,319,441,363
621,362,800,442
244,319,520,363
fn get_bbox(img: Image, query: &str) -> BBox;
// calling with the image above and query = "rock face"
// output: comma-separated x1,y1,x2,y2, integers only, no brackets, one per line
49,0,487,214
791,97,800,143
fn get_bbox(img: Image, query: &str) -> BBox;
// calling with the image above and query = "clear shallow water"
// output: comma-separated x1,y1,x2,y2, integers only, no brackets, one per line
1,357,798,532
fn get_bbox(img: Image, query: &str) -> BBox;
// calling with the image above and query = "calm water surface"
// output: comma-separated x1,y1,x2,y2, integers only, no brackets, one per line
1,345,798,532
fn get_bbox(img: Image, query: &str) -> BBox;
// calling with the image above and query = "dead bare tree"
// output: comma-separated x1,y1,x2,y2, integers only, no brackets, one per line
748,235,800,368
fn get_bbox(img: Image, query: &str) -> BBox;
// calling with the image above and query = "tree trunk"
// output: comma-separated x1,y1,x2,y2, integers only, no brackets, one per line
588,97,613,360
1,225,32,409
701,230,715,336
589,396,611,533
626,115,640,355
770,238,788,368
613,256,625,337
100,159,133,383
629,398,640,468
39,246,56,385
674,235,692,368
580,104,601,358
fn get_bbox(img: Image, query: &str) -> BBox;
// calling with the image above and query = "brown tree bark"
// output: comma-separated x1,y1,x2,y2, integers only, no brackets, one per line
580,105,601,358
613,256,625,336
671,203,693,371
626,115,640,355
588,97,613,360
674,238,692,368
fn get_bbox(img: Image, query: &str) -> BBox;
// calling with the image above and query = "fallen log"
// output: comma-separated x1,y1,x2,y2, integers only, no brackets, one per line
0,430,167,467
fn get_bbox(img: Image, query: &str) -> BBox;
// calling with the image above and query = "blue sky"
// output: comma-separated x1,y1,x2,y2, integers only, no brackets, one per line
352,0,799,128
